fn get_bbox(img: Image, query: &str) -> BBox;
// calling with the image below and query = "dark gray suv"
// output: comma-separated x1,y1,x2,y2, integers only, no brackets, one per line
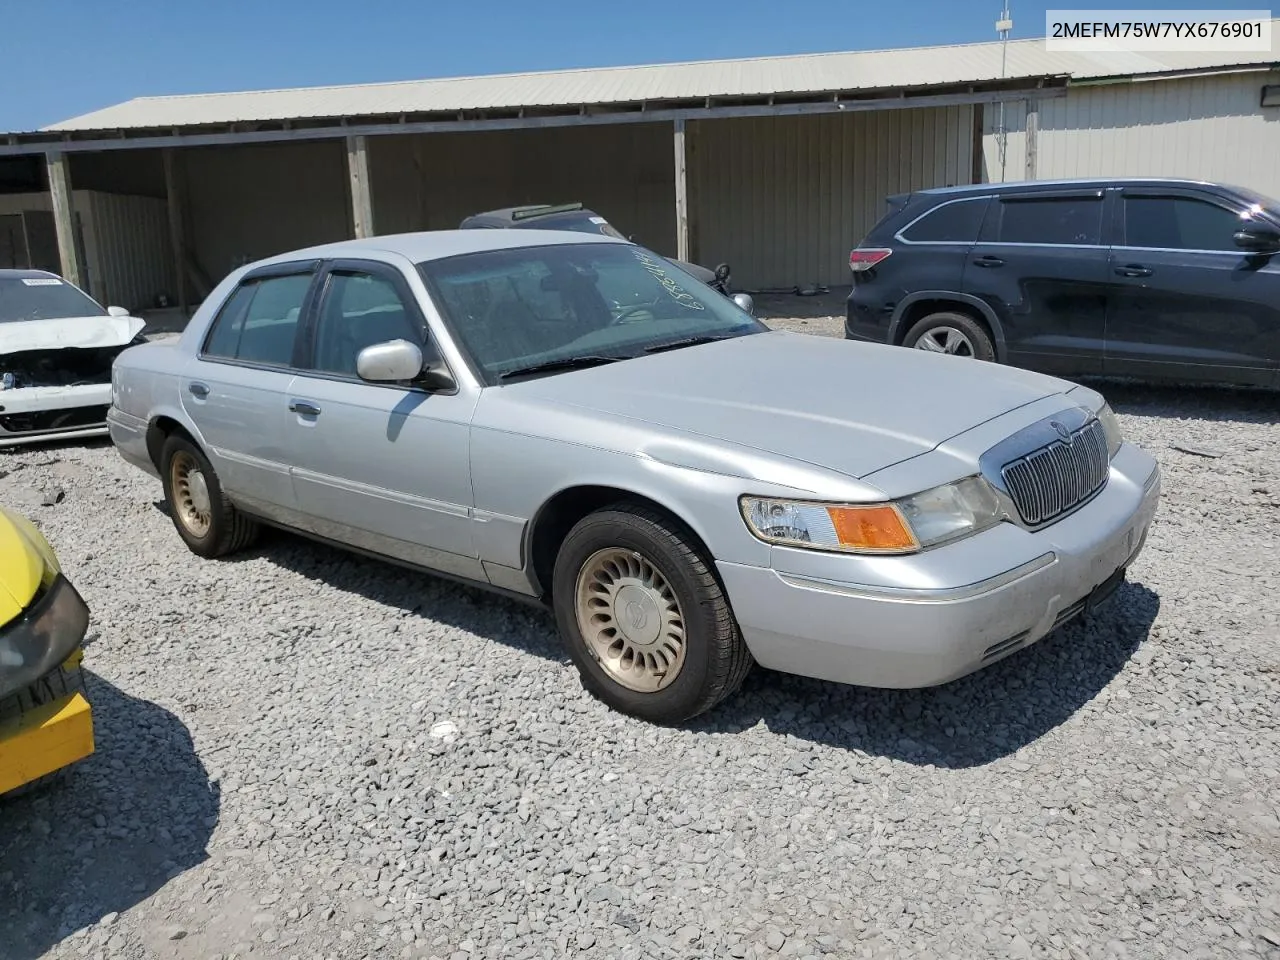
846,178,1280,389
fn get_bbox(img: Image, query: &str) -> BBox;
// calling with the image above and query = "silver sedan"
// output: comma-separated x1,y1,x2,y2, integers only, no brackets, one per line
106,230,1161,723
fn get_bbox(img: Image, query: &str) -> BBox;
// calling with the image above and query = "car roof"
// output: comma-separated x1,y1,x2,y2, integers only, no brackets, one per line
251,227,626,269
0,268,64,281
913,177,1228,198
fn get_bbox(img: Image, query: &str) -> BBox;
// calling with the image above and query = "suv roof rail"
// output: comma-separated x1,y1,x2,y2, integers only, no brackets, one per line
511,202,586,220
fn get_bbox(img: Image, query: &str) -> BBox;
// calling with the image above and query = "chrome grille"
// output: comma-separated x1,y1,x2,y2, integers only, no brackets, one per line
1000,418,1109,526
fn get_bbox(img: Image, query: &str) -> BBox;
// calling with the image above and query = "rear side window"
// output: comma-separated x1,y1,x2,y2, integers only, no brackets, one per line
1123,195,1248,251
900,198,989,243
203,272,312,366
994,197,1103,245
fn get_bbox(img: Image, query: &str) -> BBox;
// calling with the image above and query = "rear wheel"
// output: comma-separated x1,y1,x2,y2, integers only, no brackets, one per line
551,505,753,724
160,434,259,558
903,311,995,362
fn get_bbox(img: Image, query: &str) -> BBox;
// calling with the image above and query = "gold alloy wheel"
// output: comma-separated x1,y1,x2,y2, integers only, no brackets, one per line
574,547,687,693
170,450,213,538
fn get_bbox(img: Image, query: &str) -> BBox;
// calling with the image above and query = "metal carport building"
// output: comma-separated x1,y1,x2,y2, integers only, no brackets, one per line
1,28,1277,314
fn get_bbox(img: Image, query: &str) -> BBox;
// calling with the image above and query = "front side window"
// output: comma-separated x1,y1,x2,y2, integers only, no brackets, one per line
310,271,422,376
0,275,106,324
202,272,312,366
996,197,1103,245
419,242,765,381
1123,195,1252,251
901,198,989,243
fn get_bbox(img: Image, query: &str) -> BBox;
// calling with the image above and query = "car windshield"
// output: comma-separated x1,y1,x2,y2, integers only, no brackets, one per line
419,242,765,382
514,212,627,240
0,276,107,324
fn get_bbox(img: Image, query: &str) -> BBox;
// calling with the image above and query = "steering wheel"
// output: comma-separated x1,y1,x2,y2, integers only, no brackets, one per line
610,302,659,325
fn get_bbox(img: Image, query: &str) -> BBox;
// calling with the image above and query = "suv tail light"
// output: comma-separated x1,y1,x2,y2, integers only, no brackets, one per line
849,248,892,273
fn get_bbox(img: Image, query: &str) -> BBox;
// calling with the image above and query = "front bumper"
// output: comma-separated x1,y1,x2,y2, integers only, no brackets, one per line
0,578,95,793
0,382,111,447
718,445,1162,689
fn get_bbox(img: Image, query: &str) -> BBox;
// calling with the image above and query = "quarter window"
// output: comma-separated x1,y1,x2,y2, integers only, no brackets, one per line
1123,195,1250,251
311,271,423,376
995,197,1103,245
900,198,989,243
203,272,312,366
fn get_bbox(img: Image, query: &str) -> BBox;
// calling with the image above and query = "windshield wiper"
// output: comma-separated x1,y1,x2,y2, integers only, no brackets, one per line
643,334,735,354
498,355,626,381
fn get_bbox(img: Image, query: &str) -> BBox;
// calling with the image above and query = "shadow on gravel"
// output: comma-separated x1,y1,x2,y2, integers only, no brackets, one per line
1080,377,1280,425
0,673,219,960
692,580,1162,768
198,521,568,663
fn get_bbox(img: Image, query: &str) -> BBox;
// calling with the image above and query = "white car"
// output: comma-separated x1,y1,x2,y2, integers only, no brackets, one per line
0,269,145,447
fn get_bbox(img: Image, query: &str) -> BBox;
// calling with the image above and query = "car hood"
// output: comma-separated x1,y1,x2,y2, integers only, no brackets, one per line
503,331,1073,480
0,315,146,354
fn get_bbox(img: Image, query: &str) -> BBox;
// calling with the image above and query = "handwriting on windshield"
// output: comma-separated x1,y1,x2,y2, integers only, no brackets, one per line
632,250,705,311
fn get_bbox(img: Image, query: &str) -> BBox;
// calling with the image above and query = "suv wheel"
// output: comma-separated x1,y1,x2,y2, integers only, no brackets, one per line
551,505,753,724
904,311,995,362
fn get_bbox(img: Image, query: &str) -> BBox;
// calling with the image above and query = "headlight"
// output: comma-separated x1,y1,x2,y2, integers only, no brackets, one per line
1096,401,1123,458
740,476,1003,555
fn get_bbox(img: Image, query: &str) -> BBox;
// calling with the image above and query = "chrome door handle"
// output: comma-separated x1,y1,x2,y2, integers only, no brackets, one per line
1115,264,1153,278
289,399,321,416
188,382,209,398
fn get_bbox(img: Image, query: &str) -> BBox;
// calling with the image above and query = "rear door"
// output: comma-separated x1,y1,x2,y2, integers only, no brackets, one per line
963,189,1109,376
180,261,318,521
1105,186,1280,386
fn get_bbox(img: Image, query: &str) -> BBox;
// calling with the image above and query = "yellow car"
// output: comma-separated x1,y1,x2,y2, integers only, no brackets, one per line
0,504,94,796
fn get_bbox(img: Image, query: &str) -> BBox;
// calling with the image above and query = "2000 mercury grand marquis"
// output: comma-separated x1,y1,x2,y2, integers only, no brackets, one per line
106,229,1161,723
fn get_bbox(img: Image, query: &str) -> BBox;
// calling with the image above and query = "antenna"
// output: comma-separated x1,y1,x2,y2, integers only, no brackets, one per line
996,2,1013,182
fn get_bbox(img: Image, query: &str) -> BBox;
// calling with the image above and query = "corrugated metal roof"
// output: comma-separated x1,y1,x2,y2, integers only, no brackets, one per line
42,27,1280,133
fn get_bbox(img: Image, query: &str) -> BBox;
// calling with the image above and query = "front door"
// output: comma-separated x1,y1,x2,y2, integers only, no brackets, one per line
179,263,318,522
1105,187,1280,386
284,259,482,580
963,189,1110,377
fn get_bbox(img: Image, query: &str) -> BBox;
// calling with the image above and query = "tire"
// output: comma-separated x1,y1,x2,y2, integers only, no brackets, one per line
160,434,259,558
0,658,89,801
903,310,996,362
551,505,753,724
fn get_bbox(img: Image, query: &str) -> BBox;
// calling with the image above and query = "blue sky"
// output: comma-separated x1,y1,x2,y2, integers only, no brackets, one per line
2,0,1230,131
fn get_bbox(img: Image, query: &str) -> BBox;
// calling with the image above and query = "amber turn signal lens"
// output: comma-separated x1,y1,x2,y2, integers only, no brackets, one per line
825,505,919,552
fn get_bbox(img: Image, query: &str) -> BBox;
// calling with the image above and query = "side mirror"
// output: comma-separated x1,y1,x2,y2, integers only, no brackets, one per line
714,263,731,282
107,305,130,317
356,339,425,382
732,292,755,316
1233,223,1280,252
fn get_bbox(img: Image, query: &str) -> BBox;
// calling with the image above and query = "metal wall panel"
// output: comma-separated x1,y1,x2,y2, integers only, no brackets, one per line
83,190,174,311
180,140,350,282
369,123,676,256
982,73,1280,198
690,106,975,289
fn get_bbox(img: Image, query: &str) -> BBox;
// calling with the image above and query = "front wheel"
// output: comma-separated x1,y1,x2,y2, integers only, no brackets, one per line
551,505,753,724
903,311,995,362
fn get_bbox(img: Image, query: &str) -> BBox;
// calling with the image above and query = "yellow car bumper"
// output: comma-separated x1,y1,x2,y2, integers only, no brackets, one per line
0,667,94,795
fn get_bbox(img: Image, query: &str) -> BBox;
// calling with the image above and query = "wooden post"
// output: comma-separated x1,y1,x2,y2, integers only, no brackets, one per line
45,150,83,287
163,148,189,316
673,119,690,262
1024,100,1038,182
346,134,375,239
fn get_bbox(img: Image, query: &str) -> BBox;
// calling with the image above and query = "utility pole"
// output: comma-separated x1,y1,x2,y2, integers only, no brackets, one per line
996,2,1013,182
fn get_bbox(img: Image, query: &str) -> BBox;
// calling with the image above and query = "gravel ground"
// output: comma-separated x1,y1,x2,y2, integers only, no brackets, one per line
2,306,1279,960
